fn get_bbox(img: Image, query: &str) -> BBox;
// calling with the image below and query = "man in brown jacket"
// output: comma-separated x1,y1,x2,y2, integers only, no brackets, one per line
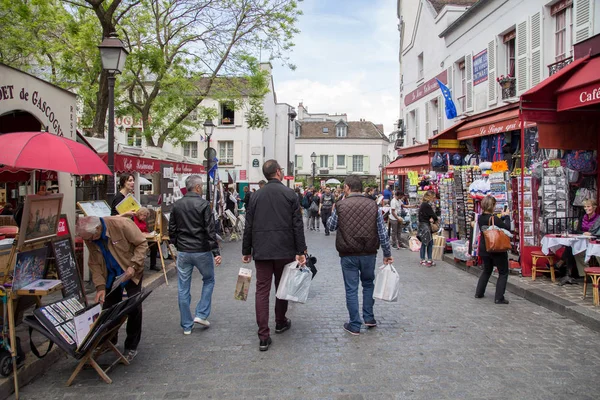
76,215,148,362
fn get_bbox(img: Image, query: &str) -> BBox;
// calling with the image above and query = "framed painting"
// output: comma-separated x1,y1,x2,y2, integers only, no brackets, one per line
13,246,49,290
18,194,63,248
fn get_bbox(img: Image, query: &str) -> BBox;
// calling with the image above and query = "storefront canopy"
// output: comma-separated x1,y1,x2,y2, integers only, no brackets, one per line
456,107,534,140
385,154,430,175
99,153,204,174
0,167,57,183
556,56,600,111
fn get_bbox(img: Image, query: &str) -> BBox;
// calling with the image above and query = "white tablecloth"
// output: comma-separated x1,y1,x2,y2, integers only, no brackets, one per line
585,242,600,262
541,235,591,256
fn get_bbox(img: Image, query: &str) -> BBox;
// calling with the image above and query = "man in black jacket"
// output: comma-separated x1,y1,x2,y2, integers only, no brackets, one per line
242,160,307,351
169,175,222,335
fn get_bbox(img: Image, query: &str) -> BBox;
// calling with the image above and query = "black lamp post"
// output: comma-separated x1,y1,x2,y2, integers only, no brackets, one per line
287,109,297,187
379,163,383,193
203,119,215,203
310,151,317,187
98,33,128,206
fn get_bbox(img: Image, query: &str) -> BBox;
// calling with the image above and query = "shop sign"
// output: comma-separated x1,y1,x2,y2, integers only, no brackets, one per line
429,139,464,149
239,170,247,180
173,162,202,174
115,115,152,128
390,167,429,175
57,216,69,237
122,156,157,173
404,70,448,106
559,86,600,110
284,176,294,180
473,49,488,86
252,159,259,167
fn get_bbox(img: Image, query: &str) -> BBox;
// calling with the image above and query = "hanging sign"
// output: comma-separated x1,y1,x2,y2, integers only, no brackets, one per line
473,49,488,85
252,159,260,167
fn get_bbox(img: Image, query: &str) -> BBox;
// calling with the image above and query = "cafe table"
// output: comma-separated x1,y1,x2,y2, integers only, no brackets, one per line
541,234,592,256
585,240,600,262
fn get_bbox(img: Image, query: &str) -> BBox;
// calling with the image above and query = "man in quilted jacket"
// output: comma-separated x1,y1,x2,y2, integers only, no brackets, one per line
327,175,393,335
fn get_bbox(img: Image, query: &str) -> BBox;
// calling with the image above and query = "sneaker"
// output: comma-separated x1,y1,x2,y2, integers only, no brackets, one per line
124,349,138,362
183,328,193,335
429,261,436,266
391,245,399,250
495,298,510,304
259,337,272,351
194,317,210,327
343,323,360,336
275,318,291,334
425,260,433,267
364,320,377,328
419,260,427,266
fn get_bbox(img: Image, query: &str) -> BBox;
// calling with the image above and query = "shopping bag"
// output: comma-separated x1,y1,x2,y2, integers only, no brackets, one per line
275,261,312,303
234,268,252,301
373,264,400,302
409,236,421,252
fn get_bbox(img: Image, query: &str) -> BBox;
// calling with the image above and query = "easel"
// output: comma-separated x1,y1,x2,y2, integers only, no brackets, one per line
146,208,175,285
2,235,63,400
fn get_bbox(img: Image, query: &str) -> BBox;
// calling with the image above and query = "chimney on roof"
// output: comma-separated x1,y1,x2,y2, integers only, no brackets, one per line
297,102,307,120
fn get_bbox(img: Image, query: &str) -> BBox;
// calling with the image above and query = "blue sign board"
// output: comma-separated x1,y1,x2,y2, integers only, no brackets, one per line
473,49,488,86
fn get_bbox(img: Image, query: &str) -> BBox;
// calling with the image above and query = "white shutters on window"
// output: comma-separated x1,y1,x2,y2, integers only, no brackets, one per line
530,11,543,86
574,0,594,44
415,108,420,141
446,66,453,89
296,155,303,170
425,103,430,138
346,156,353,172
233,141,242,165
328,155,334,169
488,39,497,105
437,96,443,132
363,156,370,173
465,53,474,112
516,20,529,94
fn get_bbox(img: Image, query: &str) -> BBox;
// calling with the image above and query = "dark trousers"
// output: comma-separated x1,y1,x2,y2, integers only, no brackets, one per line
255,259,293,340
104,277,143,351
149,242,158,268
321,208,332,233
476,253,509,301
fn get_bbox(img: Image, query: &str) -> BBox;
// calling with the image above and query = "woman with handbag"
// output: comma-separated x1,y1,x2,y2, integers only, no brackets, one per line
309,189,321,231
475,195,511,304
417,190,438,267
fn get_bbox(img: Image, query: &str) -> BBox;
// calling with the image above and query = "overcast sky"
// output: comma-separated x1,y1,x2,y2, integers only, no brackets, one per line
271,0,399,135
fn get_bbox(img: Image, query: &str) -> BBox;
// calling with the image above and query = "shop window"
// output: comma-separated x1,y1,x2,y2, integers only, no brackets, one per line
352,155,363,172
319,155,329,168
337,155,346,168
126,128,142,147
183,141,198,158
220,101,235,125
218,141,233,164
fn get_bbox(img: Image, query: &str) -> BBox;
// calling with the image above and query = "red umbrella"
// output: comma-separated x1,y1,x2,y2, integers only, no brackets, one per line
0,131,112,175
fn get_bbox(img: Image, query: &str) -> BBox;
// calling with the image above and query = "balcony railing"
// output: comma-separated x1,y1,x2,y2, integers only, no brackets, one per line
500,79,517,100
548,56,573,76
394,139,404,149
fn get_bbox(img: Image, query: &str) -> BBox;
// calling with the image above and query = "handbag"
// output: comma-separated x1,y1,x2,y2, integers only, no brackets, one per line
483,216,512,252
309,201,319,214
430,221,440,232
566,150,596,173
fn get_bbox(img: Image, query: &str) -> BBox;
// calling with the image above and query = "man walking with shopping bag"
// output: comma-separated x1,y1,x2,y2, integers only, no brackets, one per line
327,175,393,335
242,160,307,351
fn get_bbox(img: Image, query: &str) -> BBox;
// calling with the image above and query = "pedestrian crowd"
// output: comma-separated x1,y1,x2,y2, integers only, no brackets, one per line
73,161,512,358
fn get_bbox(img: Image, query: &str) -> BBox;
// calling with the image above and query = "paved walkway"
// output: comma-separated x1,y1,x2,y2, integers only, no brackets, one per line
16,231,600,400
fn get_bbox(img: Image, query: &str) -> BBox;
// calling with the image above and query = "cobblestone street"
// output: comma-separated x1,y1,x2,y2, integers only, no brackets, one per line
17,231,600,400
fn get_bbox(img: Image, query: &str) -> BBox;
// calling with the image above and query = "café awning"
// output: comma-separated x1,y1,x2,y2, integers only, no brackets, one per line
556,56,600,111
457,107,534,140
385,154,430,175
99,153,204,174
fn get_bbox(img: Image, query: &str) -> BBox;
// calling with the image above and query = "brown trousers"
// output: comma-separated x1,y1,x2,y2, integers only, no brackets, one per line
255,259,294,340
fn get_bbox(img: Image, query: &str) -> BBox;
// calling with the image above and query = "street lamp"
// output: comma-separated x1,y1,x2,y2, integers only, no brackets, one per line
310,151,317,187
287,109,297,187
203,119,215,203
378,163,383,193
98,33,129,205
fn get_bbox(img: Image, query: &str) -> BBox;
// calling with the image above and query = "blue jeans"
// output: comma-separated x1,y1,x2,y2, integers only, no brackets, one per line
340,255,376,331
177,251,215,330
420,240,433,260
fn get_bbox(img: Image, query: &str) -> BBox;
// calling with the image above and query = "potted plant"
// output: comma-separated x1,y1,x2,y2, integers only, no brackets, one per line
221,117,231,124
496,74,515,89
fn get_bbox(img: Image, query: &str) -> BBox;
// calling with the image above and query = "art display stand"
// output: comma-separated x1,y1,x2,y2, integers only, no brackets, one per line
146,208,175,285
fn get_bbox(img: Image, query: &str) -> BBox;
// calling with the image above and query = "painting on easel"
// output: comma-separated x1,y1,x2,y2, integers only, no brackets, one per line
17,194,63,248
12,246,49,290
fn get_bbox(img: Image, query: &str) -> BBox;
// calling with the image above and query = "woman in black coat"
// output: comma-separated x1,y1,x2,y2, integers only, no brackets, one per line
475,195,511,304
417,190,438,266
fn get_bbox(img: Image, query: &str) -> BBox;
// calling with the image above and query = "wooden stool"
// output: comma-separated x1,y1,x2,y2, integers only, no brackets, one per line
530,251,556,282
583,267,600,306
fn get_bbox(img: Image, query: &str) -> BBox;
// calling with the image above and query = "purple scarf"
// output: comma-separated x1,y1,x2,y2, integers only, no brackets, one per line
581,213,599,232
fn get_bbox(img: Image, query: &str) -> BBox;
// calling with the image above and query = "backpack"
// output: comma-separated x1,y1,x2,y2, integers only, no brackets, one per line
301,195,309,208
566,150,596,174
431,152,445,168
451,153,463,166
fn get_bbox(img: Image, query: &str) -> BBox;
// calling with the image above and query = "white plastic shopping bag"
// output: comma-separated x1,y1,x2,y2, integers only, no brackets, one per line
373,264,400,302
276,261,312,303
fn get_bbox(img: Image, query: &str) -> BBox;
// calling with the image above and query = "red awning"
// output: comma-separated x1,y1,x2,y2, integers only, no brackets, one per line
0,167,57,183
520,55,591,122
556,57,600,111
457,108,534,140
99,153,204,174
397,143,428,156
428,121,466,151
385,155,430,175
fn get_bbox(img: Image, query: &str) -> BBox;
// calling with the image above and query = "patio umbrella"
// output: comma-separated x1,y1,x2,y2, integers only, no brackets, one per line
325,178,341,185
0,131,111,175
138,176,152,185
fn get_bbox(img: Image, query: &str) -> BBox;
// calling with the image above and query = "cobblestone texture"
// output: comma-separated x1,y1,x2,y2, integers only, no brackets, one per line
14,230,600,400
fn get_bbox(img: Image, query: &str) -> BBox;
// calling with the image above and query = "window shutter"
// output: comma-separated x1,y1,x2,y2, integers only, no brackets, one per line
488,39,497,105
529,11,543,86
328,154,334,169
415,108,420,140
296,155,303,170
347,156,353,172
425,103,430,138
465,53,474,112
446,66,453,89
516,19,529,94
233,141,242,165
437,96,443,131
574,0,594,44
363,156,370,173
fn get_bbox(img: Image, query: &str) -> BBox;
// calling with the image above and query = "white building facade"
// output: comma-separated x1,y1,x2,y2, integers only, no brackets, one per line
294,104,389,186
398,0,599,147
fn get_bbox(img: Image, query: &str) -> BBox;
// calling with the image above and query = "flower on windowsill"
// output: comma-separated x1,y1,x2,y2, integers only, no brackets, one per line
221,117,232,124
496,74,515,84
